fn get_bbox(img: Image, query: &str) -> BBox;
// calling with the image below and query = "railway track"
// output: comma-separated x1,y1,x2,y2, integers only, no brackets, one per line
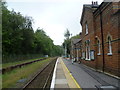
23,58,57,89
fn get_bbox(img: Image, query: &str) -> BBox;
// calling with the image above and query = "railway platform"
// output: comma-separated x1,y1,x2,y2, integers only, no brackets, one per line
51,57,119,90
50,57,81,89
63,58,119,90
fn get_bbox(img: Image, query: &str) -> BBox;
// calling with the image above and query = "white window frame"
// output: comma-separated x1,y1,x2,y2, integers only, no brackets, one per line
85,40,90,60
85,23,88,35
88,44,91,60
97,40,101,55
107,37,112,55
85,46,88,59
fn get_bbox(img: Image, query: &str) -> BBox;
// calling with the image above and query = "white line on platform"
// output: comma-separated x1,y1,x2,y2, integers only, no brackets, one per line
50,57,59,89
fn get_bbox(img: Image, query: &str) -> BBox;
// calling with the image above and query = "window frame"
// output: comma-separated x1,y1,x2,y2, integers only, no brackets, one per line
97,39,101,55
107,36,112,55
85,40,91,60
81,51,85,59
85,22,88,35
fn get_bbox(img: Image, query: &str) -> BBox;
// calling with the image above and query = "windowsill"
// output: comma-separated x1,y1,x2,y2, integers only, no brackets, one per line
107,53,112,56
97,53,101,56
85,33,88,35
81,57,85,59
85,58,91,60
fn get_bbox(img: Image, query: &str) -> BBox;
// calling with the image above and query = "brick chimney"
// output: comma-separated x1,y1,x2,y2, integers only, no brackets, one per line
92,1,99,8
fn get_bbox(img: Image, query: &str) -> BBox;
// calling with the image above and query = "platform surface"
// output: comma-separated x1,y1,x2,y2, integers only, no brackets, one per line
51,57,81,89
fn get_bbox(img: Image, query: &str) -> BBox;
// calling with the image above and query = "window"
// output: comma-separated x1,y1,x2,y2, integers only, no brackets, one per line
90,50,95,60
82,52,85,59
107,36,112,55
85,40,90,60
85,23,88,35
97,40,101,55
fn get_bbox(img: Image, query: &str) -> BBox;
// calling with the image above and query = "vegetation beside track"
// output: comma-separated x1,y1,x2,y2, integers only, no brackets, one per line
2,58,54,88
2,57,43,68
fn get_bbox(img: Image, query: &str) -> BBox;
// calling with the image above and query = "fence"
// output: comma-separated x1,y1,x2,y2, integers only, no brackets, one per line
2,54,44,63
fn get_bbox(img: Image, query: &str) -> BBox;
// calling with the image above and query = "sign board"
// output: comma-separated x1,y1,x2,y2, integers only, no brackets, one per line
45,55,48,57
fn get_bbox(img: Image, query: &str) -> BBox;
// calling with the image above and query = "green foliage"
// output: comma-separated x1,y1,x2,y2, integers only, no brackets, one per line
2,57,43,68
71,34,80,39
34,28,54,55
64,28,70,39
2,2,63,63
3,58,51,88
63,30,81,56
63,29,71,56
63,39,71,55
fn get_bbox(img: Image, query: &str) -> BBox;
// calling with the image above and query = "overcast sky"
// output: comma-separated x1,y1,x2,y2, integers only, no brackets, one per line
6,0,103,45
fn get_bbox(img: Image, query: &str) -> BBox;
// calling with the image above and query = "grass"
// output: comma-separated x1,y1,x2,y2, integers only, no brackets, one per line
2,57,44,68
2,58,52,88
0,74,2,89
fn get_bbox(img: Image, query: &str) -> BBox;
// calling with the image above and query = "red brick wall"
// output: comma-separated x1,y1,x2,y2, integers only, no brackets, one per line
101,3,119,76
80,2,119,76
81,7,96,69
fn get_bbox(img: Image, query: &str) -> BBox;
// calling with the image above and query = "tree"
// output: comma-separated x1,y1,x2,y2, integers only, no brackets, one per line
2,2,64,63
64,28,70,40
71,34,80,39
63,29,71,57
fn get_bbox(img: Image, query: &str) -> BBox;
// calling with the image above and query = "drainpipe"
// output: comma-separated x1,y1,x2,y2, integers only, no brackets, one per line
100,9,105,72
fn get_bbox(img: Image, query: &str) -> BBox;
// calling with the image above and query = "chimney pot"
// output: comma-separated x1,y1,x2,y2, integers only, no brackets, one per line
96,1,98,5
92,1,93,5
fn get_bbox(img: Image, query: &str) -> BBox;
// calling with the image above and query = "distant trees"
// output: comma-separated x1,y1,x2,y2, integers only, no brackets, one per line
64,29,70,39
71,34,80,39
63,29,71,57
2,2,63,63
63,29,81,57
34,28,53,56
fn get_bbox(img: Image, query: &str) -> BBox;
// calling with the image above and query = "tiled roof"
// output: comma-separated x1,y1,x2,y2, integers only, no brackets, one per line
71,39,81,44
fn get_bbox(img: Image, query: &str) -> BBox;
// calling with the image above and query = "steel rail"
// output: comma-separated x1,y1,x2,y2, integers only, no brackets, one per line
22,59,56,89
43,62,55,89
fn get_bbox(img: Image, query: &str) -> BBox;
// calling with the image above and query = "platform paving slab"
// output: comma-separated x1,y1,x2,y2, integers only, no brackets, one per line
51,57,81,89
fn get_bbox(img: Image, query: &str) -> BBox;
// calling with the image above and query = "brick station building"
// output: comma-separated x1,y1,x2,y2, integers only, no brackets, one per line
71,39,82,62
79,1,120,77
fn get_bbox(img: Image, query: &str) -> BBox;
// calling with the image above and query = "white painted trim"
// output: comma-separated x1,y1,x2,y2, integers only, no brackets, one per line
50,58,58,89
107,53,112,56
85,33,88,35
85,58,91,61
85,23,88,35
97,53,101,56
